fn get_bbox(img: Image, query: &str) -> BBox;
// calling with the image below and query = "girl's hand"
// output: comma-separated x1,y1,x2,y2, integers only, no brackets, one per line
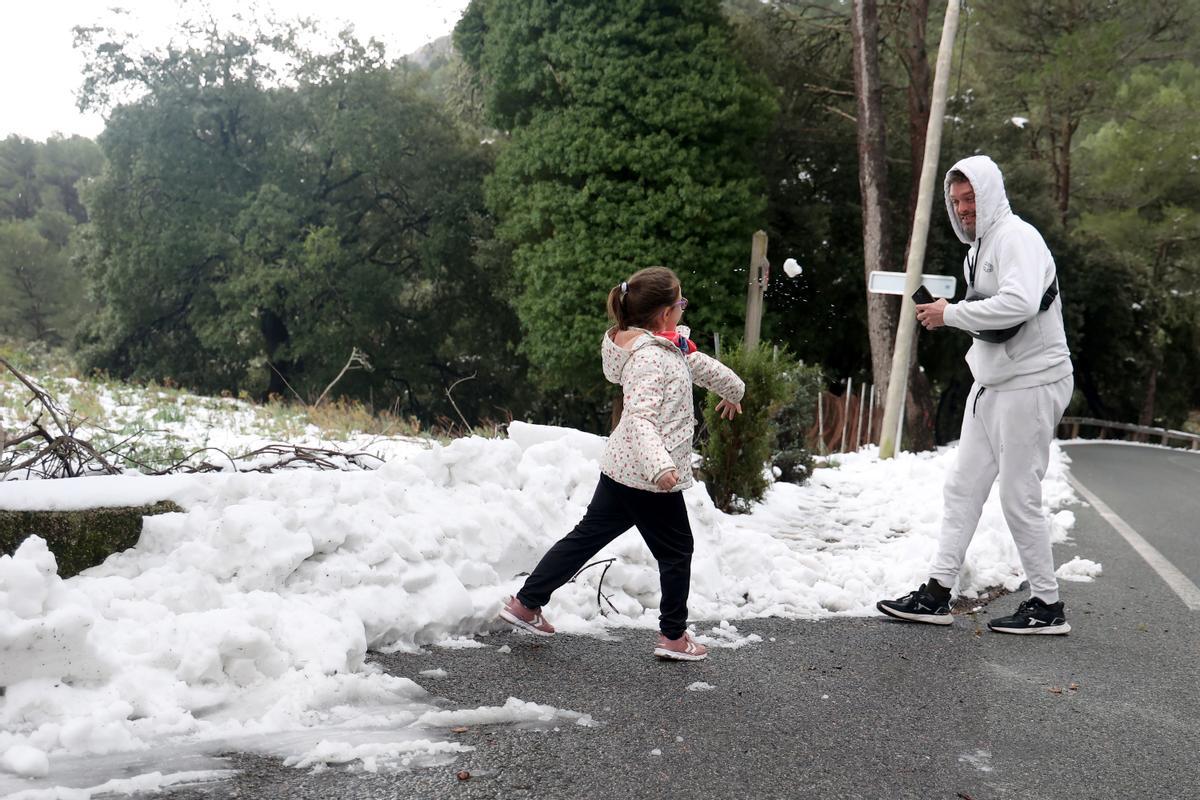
656,469,680,491
716,399,743,420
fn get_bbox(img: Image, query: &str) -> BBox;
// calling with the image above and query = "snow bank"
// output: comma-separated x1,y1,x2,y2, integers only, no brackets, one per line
0,421,1083,793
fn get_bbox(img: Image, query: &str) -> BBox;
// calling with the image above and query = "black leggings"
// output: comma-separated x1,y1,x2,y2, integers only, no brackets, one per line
517,473,695,639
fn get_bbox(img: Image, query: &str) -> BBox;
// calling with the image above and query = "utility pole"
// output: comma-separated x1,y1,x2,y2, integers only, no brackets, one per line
879,0,961,459
744,230,769,351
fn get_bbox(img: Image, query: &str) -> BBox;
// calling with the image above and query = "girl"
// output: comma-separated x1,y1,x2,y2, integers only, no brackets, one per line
499,266,745,661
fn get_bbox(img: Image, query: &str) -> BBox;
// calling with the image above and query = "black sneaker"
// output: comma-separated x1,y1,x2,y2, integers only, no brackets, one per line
988,598,1070,635
876,583,952,626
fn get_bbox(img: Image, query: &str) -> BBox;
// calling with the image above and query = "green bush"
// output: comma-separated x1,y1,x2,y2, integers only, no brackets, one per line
698,342,799,513
771,361,824,484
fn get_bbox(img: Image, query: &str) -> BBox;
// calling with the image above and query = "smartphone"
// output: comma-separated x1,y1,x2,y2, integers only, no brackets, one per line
911,285,935,305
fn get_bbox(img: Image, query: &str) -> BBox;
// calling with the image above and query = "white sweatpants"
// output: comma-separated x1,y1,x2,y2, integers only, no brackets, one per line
929,374,1073,604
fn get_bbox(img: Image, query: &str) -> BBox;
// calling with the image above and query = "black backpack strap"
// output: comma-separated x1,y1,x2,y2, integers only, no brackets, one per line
1039,277,1059,312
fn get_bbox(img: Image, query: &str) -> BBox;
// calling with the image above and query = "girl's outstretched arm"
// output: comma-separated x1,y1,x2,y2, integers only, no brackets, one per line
687,351,745,406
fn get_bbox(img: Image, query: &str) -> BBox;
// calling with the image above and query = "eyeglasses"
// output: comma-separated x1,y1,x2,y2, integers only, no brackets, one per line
672,297,689,311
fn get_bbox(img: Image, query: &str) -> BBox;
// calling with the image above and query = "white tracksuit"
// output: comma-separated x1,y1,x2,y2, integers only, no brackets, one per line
930,155,1074,603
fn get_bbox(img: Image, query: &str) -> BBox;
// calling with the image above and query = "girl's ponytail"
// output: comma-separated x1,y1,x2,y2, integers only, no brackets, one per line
606,282,628,329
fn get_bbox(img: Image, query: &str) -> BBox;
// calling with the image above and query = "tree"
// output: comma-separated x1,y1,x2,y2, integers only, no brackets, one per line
0,135,102,344
0,221,73,342
723,1,870,384
850,0,899,406
0,136,41,220
456,0,776,422
746,0,934,449
1074,63,1200,428
75,17,524,423
973,0,1194,229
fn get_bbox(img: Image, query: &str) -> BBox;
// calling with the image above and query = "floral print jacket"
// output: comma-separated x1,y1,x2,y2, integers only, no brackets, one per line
599,325,745,493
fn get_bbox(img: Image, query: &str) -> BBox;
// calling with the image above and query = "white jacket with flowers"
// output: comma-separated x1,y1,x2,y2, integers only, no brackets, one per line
599,325,745,493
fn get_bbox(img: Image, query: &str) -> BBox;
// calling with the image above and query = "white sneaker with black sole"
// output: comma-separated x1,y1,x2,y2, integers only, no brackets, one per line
987,597,1070,635
876,583,953,625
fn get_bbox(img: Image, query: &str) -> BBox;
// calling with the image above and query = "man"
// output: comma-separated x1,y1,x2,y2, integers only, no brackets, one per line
877,155,1075,634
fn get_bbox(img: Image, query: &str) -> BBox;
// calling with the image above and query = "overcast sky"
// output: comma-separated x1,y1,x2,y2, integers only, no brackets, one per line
2,0,473,141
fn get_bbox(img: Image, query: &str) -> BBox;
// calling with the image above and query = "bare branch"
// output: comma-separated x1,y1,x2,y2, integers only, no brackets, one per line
445,373,477,435
824,104,858,124
314,348,373,408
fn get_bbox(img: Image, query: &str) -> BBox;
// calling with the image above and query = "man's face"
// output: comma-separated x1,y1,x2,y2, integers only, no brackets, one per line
949,179,976,240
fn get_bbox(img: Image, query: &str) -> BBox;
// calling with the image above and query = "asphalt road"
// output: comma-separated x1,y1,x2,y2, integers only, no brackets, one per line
149,443,1200,800
1060,442,1200,583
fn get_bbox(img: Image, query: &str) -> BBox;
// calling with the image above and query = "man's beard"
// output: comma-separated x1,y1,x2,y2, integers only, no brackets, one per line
961,221,976,240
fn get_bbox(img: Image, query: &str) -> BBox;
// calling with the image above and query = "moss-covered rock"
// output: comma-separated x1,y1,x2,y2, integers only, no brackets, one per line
0,501,182,578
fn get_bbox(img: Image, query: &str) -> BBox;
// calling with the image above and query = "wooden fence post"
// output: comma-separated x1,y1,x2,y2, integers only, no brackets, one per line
744,230,769,351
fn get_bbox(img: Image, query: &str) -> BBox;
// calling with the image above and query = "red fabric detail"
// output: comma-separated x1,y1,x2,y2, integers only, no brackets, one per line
655,331,697,355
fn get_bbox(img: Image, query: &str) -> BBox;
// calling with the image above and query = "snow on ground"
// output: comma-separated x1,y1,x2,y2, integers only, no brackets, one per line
0,371,427,481
0,421,1087,796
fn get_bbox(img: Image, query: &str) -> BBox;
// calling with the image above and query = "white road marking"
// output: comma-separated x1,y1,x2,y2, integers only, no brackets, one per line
1069,474,1200,611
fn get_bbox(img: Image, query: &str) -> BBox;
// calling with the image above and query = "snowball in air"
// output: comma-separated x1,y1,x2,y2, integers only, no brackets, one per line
783,258,802,278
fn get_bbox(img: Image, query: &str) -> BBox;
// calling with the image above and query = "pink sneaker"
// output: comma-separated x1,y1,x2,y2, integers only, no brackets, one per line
653,632,708,661
498,596,555,636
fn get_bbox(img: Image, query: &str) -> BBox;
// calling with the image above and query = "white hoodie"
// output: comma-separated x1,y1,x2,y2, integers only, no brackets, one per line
940,155,1073,391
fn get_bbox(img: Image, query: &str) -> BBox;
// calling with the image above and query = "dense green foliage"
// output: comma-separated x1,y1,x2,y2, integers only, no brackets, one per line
961,0,1200,429
729,0,1200,436
455,0,776,421
771,359,824,484
698,343,803,512
73,20,525,422
0,135,102,343
1072,63,1200,425
2,0,1196,445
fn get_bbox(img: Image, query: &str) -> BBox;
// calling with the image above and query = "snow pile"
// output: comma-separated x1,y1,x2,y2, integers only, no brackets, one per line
0,537,108,687
1056,556,1103,582
0,421,1083,793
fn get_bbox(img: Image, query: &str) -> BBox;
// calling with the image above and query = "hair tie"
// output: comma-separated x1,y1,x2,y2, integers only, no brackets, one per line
620,281,628,297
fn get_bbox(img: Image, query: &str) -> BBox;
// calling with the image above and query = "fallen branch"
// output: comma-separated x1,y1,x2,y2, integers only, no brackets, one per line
571,558,620,615
2,357,386,479
1,357,122,479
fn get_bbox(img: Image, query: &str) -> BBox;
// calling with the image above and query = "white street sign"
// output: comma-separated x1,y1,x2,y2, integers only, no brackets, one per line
867,270,956,298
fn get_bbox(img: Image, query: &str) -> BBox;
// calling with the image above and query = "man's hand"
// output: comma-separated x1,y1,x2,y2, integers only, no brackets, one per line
656,469,680,491
916,298,948,330
715,398,742,420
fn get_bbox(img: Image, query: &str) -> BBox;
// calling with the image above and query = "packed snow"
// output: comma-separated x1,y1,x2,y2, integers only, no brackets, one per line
0,420,1088,796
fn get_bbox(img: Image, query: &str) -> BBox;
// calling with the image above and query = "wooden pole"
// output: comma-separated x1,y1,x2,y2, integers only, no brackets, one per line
854,381,867,450
866,384,876,445
879,0,961,459
817,392,826,455
840,377,853,453
744,230,769,351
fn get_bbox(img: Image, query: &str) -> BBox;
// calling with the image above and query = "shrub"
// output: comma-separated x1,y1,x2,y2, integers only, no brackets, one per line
771,361,824,484
698,342,797,513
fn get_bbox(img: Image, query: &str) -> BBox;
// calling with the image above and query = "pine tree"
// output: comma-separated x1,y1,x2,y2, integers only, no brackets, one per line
456,0,775,408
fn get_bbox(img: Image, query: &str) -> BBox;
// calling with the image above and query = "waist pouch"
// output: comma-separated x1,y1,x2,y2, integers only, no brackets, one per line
961,279,1059,343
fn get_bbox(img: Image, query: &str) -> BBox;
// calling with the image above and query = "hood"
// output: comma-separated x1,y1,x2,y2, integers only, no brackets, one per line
601,325,691,385
944,155,1011,244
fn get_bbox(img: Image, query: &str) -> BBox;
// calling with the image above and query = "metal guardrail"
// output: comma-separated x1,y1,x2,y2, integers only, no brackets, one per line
1059,416,1200,450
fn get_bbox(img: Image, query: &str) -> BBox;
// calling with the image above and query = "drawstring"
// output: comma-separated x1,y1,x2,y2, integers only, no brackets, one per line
972,386,986,417
968,235,983,288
